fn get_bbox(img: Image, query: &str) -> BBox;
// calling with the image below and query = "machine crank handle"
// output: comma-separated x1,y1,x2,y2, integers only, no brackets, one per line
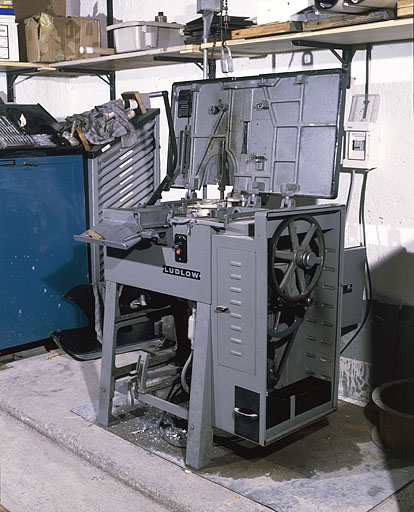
234,407,258,420
147,90,178,205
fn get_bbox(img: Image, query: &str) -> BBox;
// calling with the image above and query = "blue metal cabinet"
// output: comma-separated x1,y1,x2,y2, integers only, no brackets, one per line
0,154,89,350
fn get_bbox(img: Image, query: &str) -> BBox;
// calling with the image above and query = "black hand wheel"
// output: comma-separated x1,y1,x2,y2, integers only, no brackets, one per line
269,215,325,303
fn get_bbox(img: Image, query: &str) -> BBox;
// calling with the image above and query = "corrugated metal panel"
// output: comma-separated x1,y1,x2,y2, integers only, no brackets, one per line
87,115,160,282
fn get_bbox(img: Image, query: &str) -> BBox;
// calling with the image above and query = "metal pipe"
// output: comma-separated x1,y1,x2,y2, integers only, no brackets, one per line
106,0,114,48
181,351,193,394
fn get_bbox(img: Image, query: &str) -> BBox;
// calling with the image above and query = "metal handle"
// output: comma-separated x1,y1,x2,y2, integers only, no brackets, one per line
234,407,258,420
215,306,229,313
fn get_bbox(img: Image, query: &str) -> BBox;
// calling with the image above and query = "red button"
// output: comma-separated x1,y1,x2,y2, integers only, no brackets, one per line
176,249,181,255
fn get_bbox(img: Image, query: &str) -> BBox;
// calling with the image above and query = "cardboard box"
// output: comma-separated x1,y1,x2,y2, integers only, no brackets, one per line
14,0,67,21
25,14,100,62
15,0,80,58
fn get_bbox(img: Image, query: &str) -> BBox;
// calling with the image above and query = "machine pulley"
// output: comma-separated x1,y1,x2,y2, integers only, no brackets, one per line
269,215,325,303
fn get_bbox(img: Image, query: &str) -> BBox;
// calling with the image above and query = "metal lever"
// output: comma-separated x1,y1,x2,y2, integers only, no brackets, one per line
146,90,178,205
215,306,229,313
234,407,258,420
221,44,234,74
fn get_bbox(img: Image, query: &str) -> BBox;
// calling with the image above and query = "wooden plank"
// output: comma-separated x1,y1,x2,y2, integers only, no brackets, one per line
232,21,301,40
397,5,414,16
0,61,52,73
76,127,91,151
52,45,204,72
215,18,414,55
303,10,395,32
398,0,414,7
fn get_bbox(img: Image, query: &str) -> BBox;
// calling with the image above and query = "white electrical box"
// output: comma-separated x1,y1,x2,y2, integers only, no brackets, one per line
342,94,381,169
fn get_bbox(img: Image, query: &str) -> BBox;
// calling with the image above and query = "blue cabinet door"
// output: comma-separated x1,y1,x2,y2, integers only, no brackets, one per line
0,155,89,349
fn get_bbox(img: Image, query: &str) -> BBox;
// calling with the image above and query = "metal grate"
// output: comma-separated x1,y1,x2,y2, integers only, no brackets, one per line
0,115,35,148
87,113,160,282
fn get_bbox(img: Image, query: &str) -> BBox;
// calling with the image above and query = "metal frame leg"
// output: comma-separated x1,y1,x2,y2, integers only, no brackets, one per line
97,280,118,426
185,302,214,469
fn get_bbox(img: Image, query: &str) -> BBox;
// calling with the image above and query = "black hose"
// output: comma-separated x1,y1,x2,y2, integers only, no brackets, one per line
340,171,373,355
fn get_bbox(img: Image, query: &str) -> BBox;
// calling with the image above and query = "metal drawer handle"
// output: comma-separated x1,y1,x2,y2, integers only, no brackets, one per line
215,306,229,313
234,407,258,420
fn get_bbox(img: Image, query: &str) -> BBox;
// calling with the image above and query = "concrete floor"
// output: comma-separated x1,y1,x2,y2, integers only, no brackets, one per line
0,411,167,512
0,348,413,512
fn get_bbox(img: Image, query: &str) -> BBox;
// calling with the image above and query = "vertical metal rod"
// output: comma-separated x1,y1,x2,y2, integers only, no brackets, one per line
106,0,114,48
185,302,214,469
108,71,116,101
6,73,16,102
203,17,209,79
365,43,372,97
97,280,118,426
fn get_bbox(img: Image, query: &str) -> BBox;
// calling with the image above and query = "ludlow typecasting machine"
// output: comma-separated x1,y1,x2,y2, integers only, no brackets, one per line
76,68,362,469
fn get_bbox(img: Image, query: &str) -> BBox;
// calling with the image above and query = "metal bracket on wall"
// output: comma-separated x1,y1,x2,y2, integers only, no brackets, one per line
6,69,38,102
291,40,354,88
6,68,116,103
153,55,208,74
56,68,117,101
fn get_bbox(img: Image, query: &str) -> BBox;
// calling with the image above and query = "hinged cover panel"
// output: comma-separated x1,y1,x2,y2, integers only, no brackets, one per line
171,69,346,198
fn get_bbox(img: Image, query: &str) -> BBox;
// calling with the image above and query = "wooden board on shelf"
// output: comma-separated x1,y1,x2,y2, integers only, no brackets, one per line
397,0,414,18
216,18,414,56
232,21,302,40
0,61,52,73
52,45,205,72
302,9,395,31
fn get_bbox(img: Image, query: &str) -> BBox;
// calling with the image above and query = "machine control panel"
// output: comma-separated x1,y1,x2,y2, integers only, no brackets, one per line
174,234,188,263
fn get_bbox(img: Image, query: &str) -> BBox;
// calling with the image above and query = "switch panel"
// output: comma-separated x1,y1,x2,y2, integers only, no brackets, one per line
342,121,379,169
174,234,188,263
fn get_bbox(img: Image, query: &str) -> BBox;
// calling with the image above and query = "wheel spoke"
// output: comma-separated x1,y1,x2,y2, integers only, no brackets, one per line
315,256,323,265
296,268,307,293
274,250,295,262
288,221,300,250
280,262,296,290
299,223,316,250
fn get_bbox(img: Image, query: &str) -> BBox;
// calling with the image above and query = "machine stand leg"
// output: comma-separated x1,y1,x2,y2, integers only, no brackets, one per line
97,280,118,426
185,302,214,469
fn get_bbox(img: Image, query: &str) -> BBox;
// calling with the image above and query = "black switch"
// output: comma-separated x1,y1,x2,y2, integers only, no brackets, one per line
174,234,187,263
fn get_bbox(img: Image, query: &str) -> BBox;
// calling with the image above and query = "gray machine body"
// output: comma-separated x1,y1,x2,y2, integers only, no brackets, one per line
102,203,344,446
75,68,357,467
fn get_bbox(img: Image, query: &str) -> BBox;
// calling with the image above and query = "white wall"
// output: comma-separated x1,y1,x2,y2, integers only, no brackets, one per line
1,0,413,306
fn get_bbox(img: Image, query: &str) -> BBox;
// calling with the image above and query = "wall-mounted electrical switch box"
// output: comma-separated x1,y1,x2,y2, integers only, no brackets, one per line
342,94,381,170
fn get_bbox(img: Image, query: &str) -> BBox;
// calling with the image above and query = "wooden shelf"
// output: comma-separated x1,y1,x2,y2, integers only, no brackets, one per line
203,18,414,55
52,45,205,72
52,17,413,74
1,17,412,77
